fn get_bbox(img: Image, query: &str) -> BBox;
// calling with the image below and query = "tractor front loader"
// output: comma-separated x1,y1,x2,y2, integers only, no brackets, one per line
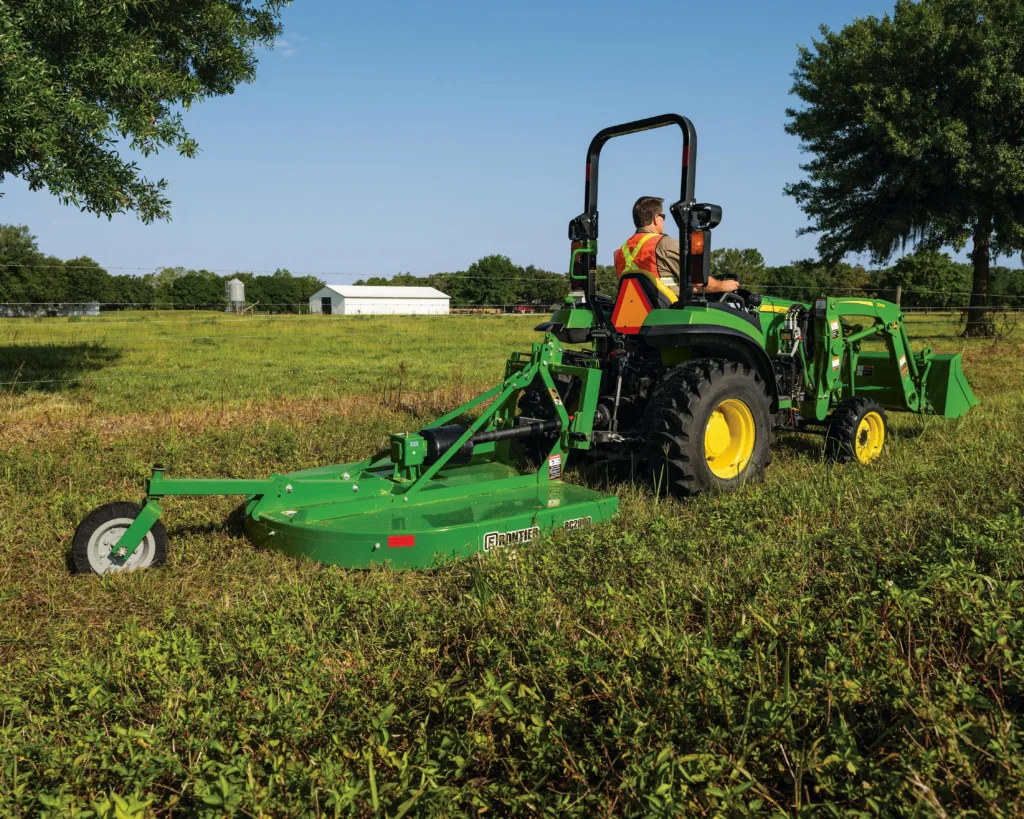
73,114,977,574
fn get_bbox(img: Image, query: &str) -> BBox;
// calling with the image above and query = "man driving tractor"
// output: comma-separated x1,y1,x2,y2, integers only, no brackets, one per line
614,196,739,305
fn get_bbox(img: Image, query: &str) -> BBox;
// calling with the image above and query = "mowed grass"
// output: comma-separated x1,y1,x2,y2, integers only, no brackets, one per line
1,311,1023,817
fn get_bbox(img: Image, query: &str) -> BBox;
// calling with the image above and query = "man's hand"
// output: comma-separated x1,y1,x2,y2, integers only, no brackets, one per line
704,277,740,294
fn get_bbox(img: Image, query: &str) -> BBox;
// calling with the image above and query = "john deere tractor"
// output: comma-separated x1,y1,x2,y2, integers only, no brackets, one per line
72,114,976,574
517,113,977,496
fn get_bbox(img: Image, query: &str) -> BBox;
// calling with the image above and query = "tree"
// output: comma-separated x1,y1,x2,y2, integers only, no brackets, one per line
595,265,618,299
761,259,868,304
64,257,115,303
710,248,767,290
109,274,156,309
870,251,971,308
169,270,224,309
0,1,285,222
519,265,569,306
432,256,521,307
0,223,67,302
990,266,1024,307
785,0,1024,335
152,267,187,307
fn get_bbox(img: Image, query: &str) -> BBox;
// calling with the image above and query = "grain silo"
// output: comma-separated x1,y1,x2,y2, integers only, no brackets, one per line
225,278,245,313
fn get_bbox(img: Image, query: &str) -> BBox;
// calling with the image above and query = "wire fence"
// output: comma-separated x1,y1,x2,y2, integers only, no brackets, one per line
1,300,1023,319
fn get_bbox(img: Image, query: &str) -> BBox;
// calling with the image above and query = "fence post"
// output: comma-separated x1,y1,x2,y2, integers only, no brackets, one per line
895,285,902,307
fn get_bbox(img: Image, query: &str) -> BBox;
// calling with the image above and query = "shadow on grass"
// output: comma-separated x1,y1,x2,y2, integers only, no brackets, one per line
170,504,249,540
1,341,121,392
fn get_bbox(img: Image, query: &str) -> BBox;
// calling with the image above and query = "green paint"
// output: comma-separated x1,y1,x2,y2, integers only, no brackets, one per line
110,333,619,569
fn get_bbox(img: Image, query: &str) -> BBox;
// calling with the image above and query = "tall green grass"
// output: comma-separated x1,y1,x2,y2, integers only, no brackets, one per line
1,312,1022,816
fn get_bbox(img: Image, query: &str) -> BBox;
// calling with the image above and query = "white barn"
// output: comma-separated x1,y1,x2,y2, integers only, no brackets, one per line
309,285,450,316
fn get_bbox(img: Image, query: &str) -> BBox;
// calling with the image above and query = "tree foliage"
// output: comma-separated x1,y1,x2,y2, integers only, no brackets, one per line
0,224,325,310
761,259,869,304
2,223,1019,313
0,0,285,222
710,248,768,290
785,0,1024,334
356,257,568,308
869,251,972,309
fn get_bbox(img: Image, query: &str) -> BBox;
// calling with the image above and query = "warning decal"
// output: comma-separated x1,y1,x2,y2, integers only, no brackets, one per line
899,356,909,378
831,356,841,371
549,388,563,406
830,320,840,340
548,453,562,480
856,365,875,377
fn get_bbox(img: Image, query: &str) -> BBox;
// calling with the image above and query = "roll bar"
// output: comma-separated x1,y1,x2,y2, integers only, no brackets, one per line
568,113,698,244
567,114,719,309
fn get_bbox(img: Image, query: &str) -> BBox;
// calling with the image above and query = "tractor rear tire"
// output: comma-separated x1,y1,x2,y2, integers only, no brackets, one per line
825,397,888,464
643,359,774,497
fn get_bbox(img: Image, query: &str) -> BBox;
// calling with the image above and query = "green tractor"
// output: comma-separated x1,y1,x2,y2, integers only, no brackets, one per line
528,113,977,495
71,114,977,574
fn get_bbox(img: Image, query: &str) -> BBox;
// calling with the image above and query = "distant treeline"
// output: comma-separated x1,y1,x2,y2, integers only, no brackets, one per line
362,249,1024,308
0,225,323,312
2,224,1022,311
706,248,1024,308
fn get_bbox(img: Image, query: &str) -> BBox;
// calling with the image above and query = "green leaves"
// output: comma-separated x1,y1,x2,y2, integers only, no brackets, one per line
1,314,1023,815
0,1,286,221
786,0,1024,328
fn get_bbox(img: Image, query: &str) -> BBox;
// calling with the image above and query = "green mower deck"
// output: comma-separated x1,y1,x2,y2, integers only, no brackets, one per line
242,461,616,569
73,335,619,573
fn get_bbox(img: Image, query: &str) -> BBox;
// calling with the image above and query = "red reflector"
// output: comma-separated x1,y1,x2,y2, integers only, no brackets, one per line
585,162,592,181
682,145,690,166
388,535,415,548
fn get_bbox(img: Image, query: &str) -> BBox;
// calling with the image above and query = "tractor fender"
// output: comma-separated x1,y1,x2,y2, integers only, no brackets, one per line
639,325,780,411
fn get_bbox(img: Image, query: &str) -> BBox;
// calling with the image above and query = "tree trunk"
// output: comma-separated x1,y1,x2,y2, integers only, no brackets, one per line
963,213,993,337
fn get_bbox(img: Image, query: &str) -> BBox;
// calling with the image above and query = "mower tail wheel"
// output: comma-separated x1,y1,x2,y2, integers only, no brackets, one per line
825,397,888,464
643,358,774,497
71,501,168,575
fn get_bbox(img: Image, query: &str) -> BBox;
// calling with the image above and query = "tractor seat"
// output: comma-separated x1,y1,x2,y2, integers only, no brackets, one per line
611,273,675,335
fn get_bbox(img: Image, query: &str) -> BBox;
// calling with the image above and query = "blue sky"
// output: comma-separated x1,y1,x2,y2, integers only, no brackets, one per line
2,0,904,280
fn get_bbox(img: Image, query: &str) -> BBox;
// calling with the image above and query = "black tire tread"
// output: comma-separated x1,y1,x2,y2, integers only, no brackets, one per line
824,397,888,463
643,358,775,497
71,501,169,575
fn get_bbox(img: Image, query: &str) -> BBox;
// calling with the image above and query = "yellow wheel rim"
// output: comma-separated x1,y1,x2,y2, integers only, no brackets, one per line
855,411,885,464
704,398,756,480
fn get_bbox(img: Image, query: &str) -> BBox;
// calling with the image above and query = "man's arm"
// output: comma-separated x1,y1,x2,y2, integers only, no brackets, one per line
704,276,740,294
655,236,738,294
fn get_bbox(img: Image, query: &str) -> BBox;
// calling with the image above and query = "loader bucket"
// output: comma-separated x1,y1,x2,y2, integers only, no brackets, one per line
924,353,978,419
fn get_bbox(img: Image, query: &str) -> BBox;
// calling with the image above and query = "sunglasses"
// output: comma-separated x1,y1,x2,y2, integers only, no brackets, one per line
656,213,666,220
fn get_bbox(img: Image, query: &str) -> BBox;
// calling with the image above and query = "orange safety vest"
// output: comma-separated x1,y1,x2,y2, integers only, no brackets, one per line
614,232,663,278
611,233,679,334
613,232,679,307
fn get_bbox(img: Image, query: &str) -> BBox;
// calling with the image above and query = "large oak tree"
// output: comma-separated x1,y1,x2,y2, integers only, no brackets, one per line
785,0,1024,335
0,0,285,223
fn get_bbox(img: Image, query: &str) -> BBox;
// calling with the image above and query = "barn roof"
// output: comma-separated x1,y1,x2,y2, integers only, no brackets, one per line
320,285,449,299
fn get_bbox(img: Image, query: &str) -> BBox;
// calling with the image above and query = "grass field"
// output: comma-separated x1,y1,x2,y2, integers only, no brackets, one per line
1,311,1023,817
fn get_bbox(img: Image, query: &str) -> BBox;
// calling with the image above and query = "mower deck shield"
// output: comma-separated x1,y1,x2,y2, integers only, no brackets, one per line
243,461,618,569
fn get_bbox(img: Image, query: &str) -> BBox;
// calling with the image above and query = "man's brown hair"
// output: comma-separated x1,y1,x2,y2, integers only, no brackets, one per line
632,196,664,229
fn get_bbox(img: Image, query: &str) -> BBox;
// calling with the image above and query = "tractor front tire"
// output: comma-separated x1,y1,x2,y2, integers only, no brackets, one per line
643,359,774,497
825,397,888,464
